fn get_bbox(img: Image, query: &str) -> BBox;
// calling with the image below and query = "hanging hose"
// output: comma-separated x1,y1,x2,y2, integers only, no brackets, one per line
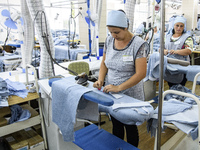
33,11,78,76
26,0,55,79
39,11,55,76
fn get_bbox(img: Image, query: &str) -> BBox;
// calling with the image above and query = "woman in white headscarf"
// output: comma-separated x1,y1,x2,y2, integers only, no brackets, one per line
164,16,194,88
93,10,149,147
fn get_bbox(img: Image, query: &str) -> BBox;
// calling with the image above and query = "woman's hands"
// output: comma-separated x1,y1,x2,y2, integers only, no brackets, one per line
164,49,178,55
164,49,168,55
93,80,120,93
103,84,120,93
93,80,104,90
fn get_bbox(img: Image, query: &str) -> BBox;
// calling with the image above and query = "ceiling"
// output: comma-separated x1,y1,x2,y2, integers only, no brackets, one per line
0,0,200,8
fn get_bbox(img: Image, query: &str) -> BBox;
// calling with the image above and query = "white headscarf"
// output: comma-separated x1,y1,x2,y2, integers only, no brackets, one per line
107,10,128,28
173,16,187,32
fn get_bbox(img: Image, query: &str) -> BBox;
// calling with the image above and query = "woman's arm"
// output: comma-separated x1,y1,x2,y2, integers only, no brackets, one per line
168,48,191,56
93,53,108,89
98,53,108,83
165,37,193,56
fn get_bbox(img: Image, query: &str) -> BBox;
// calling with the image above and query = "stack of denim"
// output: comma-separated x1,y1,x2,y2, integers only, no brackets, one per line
0,77,9,106
5,79,28,98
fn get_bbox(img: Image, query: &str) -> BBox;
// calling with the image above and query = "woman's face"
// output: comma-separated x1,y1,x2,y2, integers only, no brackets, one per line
174,22,184,34
107,26,126,41
154,27,157,33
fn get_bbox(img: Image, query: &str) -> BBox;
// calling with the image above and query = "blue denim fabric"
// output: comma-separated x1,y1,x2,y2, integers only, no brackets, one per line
5,79,28,98
8,104,31,124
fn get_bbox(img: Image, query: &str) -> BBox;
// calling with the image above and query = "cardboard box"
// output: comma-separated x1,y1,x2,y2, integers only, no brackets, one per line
4,135,18,150
11,131,28,150
32,124,42,137
24,128,44,149
19,129,39,149
4,133,28,150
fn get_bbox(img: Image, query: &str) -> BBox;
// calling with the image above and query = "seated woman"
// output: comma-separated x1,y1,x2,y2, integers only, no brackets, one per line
164,16,194,88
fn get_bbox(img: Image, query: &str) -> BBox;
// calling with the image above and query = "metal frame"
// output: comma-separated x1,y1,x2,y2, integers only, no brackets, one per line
26,64,48,149
154,71,200,150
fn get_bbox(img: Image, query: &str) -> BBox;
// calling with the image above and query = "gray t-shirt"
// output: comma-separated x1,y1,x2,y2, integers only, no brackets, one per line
104,35,149,100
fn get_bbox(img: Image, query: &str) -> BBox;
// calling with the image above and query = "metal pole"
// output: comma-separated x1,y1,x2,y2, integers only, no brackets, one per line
151,0,155,54
156,0,165,149
147,0,150,28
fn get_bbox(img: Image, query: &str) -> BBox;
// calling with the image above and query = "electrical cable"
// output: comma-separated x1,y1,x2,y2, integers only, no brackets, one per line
68,4,77,60
32,11,43,75
68,17,71,60
3,28,11,51
72,17,76,48
40,11,55,76
144,27,154,44
68,4,81,58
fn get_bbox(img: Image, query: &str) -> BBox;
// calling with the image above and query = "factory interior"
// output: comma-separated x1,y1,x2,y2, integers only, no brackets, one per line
1,0,200,150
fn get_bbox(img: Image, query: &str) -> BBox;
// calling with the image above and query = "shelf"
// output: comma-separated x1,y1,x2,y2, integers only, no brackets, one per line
8,92,39,106
0,115,41,137
0,93,46,149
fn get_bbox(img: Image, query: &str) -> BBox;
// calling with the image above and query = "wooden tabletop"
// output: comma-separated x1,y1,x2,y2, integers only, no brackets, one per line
8,92,39,106
193,50,200,53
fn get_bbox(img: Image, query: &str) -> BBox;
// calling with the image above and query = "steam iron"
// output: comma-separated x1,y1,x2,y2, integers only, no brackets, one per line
75,72,89,86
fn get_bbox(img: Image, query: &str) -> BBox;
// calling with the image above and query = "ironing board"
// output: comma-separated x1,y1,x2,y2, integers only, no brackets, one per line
74,124,139,150
39,75,141,150
48,77,114,106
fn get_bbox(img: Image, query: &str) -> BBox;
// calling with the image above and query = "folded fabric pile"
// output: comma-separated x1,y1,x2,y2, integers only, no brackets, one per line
5,79,28,98
0,77,9,106
8,104,31,124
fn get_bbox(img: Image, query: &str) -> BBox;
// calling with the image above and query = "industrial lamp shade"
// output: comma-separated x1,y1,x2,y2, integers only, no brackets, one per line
156,0,161,4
